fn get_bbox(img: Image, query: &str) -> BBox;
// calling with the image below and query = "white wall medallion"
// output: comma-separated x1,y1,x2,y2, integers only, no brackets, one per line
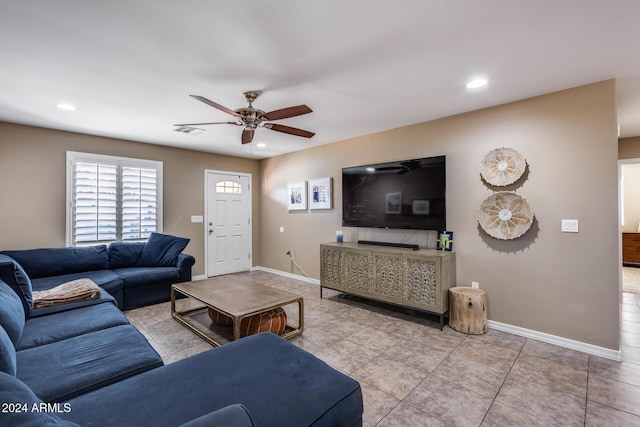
478,192,534,240
480,147,526,186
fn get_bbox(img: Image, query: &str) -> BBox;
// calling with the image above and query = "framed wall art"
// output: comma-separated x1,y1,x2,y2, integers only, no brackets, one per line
309,177,332,210
287,181,307,211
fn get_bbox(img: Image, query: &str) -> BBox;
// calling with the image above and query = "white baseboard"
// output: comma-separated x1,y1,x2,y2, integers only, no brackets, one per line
190,274,207,281
252,266,319,285
488,320,622,362
252,266,621,361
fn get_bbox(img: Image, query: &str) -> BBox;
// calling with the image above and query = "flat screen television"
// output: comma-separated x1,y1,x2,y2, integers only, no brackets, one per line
342,155,446,230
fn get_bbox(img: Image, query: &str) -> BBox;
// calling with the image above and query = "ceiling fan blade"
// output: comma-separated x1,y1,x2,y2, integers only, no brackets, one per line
264,123,315,138
190,95,240,117
174,121,237,126
262,105,312,121
242,129,254,144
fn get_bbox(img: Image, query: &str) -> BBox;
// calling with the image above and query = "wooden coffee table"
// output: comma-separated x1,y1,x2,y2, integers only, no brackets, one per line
171,276,304,347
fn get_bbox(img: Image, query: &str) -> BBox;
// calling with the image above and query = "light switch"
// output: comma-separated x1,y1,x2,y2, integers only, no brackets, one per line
191,215,204,223
561,219,579,233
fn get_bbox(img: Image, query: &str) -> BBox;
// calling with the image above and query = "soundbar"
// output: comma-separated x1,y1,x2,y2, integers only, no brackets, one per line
357,240,419,251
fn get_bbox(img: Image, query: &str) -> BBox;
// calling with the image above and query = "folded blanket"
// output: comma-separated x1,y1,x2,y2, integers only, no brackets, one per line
32,278,102,308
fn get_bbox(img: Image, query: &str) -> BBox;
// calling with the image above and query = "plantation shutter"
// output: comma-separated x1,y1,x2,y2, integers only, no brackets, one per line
74,162,118,243
67,152,163,246
122,167,158,240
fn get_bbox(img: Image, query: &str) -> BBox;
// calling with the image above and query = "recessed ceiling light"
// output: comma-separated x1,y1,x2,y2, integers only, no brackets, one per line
466,78,488,89
56,103,77,111
256,142,266,148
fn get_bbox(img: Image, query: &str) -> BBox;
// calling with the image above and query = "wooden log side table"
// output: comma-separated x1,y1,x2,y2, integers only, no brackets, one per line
449,287,487,335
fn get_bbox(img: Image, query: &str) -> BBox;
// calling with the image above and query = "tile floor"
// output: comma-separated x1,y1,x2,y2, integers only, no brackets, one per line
125,270,640,426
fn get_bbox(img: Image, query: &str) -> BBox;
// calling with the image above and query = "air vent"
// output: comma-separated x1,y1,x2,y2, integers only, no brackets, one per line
174,126,205,135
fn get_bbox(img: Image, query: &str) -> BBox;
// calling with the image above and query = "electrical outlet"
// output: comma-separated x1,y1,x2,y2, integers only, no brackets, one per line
471,281,479,289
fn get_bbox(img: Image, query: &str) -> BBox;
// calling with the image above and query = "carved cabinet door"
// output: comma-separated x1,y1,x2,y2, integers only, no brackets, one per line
403,255,441,313
371,252,403,304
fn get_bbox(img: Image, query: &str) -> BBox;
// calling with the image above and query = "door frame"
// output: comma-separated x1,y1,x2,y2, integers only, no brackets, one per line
203,169,252,278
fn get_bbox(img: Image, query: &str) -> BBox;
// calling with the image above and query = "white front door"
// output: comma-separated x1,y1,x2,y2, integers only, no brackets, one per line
205,171,251,276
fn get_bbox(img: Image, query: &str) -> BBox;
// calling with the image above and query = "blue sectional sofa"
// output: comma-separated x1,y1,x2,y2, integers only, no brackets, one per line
0,247,364,426
1,233,196,310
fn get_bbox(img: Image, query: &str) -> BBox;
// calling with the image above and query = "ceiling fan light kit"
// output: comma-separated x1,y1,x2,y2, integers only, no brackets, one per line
175,91,315,145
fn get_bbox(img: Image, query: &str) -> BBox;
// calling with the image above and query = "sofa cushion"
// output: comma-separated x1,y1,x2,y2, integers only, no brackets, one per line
2,245,110,279
115,267,181,289
0,255,34,317
18,302,130,350
179,404,255,427
136,232,190,267
63,333,363,427
0,280,25,346
0,325,16,376
17,325,163,402
108,241,145,269
0,371,80,426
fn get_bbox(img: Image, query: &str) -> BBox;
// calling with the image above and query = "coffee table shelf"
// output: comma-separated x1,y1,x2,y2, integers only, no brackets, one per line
171,277,304,347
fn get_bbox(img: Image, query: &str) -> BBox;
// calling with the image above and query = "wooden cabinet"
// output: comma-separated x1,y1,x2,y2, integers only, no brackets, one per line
623,233,640,264
320,242,456,328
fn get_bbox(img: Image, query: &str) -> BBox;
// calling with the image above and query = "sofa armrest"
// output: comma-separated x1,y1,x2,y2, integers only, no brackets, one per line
179,404,255,427
176,253,195,282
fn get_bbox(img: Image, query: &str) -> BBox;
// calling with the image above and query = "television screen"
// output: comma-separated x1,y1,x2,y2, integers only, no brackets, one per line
342,156,446,230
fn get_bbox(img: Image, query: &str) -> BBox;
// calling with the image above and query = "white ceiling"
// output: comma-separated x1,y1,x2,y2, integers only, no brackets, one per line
2,1,640,159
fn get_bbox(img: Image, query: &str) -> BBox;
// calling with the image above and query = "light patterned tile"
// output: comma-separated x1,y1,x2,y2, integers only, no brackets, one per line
432,354,508,398
314,339,379,374
353,355,428,400
590,356,640,387
404,375,493,427
482,400,560,427
359,382,399,427
585,400,640,426
378,402,444,427
382,339,450,373
588,373,640,416
521,339,589,370
346,326,404,354
493,375,585,426
449,339,519,373
509,354,588,398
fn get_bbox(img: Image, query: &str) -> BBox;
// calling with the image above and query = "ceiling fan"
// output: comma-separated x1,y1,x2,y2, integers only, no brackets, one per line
174,91,315,144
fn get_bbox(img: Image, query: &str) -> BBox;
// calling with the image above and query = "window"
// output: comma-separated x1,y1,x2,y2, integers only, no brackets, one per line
215,180,242,194
66,152,163,246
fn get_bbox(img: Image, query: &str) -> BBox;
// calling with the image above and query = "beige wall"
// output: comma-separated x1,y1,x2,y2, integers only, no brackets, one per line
259,80,620,349
0,122,260,277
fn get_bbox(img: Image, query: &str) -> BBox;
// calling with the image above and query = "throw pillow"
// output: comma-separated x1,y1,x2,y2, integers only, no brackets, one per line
136,232,190,267
108,242,145,269
0,256,33,318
